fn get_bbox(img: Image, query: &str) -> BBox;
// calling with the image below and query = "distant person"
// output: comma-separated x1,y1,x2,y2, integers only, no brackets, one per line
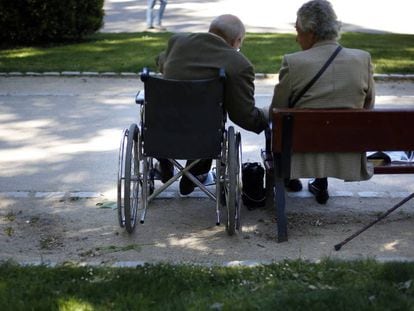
270,0,375,204
156,14,268,195
147,0,168,30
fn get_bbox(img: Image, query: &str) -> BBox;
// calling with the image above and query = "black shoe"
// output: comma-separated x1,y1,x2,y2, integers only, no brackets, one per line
179,177,195,196
156,160,174,183
179,174,208,196
308,179,329,204
284,179,303,192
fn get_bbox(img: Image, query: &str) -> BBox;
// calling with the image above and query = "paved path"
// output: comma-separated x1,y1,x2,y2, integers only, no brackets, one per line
1,76,414,199
1,76,414,264
102,0,413,34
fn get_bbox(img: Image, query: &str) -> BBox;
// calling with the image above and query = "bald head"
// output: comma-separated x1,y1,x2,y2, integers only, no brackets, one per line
208,14,245,49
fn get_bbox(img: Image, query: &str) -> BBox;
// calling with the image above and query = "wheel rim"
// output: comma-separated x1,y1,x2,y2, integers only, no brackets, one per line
225,127,237,235
117,129,128,228
124,124,140,233
235,132,242,231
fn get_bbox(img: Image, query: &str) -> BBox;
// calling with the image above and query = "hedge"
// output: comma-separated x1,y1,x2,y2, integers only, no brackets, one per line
0,0,104,45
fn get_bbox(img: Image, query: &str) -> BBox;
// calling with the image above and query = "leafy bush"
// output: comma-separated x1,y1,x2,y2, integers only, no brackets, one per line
0,0,104,45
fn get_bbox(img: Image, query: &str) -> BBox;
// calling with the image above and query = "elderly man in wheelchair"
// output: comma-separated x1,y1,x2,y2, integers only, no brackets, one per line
117,14,268,236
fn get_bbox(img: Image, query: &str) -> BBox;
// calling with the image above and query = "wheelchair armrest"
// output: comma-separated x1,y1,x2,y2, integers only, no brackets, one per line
135,90,145,105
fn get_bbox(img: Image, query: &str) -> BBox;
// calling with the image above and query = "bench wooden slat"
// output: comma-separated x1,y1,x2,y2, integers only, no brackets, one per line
272,109,414,153
266,108,414,242
374,164,414,174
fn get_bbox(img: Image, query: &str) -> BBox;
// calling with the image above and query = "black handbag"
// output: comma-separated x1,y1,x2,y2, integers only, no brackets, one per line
242,162,266,209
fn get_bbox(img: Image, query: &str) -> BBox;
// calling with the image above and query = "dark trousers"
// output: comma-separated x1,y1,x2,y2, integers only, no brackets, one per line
159,158,212,184
313,177,328,190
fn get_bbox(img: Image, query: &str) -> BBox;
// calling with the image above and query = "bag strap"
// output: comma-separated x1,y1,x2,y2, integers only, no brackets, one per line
242,191,266,203
289,45,343,108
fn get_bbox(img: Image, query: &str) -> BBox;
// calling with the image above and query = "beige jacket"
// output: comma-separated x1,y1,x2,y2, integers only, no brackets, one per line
271,40,375,181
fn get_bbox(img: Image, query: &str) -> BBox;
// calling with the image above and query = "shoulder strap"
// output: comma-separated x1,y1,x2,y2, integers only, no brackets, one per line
289,45,343,108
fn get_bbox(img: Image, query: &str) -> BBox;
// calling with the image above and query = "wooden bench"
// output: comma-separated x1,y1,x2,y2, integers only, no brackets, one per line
262,108,414,242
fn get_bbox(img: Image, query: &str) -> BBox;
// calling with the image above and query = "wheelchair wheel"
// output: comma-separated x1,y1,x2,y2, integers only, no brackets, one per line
224,126,242,235
117,124,140,233
117,129,128,228
235,132,242,231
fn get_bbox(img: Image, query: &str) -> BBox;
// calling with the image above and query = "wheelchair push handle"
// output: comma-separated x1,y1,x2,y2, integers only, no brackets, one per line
140,67,150,82
135,90,145,105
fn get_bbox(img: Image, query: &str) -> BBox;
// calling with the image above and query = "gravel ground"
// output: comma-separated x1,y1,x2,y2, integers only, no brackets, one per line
1,192,413,266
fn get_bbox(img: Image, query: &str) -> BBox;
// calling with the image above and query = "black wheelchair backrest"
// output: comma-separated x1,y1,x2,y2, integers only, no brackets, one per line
141,69,226,160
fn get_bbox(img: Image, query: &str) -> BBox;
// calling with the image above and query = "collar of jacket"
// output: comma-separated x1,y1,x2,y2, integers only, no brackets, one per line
312,40,339,48
207,32,232,47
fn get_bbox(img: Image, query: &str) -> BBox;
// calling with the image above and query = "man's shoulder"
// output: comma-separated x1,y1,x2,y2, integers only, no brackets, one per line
171,32,217,43
168,32,223,51
169,32,190,43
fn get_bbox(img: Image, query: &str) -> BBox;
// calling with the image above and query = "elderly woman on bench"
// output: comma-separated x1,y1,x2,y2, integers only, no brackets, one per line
270,0,375,204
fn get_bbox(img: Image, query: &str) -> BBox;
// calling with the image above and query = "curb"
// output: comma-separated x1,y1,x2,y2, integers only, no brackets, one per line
1,190,412,200
9,256,414,268
1,72,414,81
14,259,269,268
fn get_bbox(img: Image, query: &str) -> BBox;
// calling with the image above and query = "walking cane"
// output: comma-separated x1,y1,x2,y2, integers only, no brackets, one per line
334,192,414,251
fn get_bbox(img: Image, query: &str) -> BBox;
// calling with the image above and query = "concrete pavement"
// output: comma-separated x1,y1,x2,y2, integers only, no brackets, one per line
102,0,414,34
1,76,414,264
1,76,414,200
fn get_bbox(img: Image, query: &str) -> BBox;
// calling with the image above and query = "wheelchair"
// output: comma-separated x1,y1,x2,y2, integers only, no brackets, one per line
117,68,242,236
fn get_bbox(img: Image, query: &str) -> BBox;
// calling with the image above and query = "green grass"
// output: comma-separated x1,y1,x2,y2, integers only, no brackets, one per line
1,32,413,74
0,259,413,310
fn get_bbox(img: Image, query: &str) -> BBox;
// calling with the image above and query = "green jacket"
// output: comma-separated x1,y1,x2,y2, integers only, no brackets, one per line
156,32,267,134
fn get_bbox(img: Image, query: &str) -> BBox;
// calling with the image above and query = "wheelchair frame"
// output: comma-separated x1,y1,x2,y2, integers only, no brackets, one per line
117,68,242,236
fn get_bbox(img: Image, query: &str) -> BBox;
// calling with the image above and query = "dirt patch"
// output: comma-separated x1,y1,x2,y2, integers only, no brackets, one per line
1,195,414,265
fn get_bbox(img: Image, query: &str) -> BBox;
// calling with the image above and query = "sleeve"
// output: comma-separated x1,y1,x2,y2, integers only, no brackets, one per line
156,51,166,73
155,34,179,73
225,63,267,134
364,55,375,109
270,56,293,110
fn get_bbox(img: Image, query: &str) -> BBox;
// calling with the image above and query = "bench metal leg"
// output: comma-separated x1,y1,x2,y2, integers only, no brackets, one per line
274,177,288,242
265,169,274,204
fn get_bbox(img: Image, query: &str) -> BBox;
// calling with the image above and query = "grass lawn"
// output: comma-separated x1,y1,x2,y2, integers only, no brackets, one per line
0,32,413,74
0,259,413,310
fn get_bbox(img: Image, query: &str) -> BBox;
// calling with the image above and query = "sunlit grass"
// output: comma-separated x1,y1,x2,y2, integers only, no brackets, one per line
375,59,414,74
0,32,413,73
58,298,94,311
2,49,47,59
0,259,413,310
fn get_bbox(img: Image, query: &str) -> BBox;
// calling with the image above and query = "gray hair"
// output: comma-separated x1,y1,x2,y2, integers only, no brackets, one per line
296,0,341,41
208,14,245,45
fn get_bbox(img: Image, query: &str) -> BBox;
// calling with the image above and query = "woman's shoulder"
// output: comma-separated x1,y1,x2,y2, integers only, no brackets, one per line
341,47,371,58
